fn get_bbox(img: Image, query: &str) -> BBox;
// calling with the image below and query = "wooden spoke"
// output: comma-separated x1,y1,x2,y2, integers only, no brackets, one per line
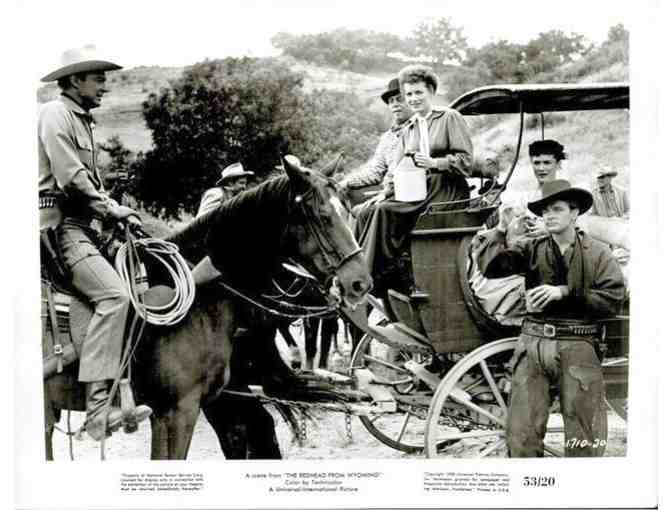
395,413,411,443
448,390,506,427
478,438,507,458
479,360,508,417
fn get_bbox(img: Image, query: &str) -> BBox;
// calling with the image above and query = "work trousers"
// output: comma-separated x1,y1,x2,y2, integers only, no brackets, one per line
507,332,607,457
56,220,130,382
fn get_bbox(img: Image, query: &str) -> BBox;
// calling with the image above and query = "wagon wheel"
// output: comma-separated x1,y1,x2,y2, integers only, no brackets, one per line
424,338,608,458
350,326,440,454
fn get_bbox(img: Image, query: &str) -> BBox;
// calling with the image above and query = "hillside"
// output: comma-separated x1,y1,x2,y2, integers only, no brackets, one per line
468,62,629,198
37,56,629,197
36,57,392,155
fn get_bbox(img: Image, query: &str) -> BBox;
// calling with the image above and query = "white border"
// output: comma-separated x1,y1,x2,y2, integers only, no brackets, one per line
7,1,661,508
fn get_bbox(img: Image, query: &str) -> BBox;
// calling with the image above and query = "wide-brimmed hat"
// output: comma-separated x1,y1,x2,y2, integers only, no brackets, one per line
41,45,122,82
527,179,593,216
594,164,618,179
274,155,302,170
215,162,253,185
381,78,401,104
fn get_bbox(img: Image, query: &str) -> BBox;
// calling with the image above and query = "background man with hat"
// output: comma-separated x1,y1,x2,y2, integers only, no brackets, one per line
337,78,412,195
590,165,629,218
473,179,626,457
196,162,253,218
38,45,151,441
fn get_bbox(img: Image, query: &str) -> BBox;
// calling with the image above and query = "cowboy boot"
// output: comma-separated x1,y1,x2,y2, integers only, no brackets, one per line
85,381,152,441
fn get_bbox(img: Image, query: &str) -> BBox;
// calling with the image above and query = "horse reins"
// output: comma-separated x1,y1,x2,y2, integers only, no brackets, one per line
294,187,362,275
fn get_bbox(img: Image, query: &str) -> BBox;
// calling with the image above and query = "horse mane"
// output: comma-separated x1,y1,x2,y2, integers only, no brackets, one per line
167,175,294,289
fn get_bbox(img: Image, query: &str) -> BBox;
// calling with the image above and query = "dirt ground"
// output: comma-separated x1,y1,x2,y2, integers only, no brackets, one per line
50,405,627,461
50,327,628,461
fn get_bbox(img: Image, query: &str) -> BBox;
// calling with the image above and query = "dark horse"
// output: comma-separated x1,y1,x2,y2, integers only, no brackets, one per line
43,157,372,460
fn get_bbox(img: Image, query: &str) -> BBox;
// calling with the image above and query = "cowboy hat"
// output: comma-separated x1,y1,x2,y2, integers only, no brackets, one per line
594,164,618,179
381,78,402,104
527,179,593,216
274,155,302,170
41,45,122,82
215,162,253,186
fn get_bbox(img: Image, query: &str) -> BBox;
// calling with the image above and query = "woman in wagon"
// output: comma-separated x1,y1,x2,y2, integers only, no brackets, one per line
472,179,626,457
38,46,152,441
354,64,473,294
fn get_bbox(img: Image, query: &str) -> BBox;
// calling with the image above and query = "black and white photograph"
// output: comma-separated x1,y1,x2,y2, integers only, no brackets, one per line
9,0,663,508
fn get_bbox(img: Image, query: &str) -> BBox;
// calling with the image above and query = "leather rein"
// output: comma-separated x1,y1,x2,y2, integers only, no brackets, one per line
213,183,361,320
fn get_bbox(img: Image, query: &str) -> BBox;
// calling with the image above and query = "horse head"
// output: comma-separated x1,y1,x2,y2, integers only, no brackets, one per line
282,155,372,308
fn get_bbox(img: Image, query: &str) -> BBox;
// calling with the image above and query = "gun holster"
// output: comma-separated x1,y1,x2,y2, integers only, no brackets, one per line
40,229,69,281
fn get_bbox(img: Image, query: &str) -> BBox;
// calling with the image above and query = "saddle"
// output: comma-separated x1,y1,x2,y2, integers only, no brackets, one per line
41,237,93,380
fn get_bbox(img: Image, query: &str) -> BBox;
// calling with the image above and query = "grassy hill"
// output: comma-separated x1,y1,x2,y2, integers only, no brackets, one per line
37,55,629,202
468,62,629,198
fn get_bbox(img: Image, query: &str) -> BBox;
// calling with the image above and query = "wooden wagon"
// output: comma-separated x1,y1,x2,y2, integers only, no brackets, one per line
345,82,630,458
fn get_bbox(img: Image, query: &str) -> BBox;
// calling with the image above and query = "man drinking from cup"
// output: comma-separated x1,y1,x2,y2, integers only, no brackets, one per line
472,179,626,457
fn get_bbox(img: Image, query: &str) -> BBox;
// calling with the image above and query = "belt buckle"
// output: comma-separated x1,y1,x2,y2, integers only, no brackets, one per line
543,324,556,338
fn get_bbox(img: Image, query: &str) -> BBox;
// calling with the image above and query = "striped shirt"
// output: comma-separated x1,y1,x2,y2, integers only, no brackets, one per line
590,185,629,218
342,121,409,190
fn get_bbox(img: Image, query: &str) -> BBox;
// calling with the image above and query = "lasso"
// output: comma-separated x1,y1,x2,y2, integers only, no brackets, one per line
115,234,195,326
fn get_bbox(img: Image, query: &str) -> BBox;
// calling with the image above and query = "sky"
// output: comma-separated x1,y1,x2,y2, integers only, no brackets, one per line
16,0,637,80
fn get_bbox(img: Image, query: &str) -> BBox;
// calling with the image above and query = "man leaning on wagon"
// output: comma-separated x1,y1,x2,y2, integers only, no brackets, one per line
472,179,626,457
38,46,151,441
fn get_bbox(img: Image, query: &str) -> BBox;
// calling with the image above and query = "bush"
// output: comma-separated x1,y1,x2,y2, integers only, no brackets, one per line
98,135,134,203
271,29,409,73
129,57,385,219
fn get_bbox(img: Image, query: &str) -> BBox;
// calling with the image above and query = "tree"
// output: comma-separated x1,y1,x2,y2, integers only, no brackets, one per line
606,23,628,44
524,30,592,74
465,40,529,82
300,89,382,169
98,135,134,203
129,57,385,219
410,17,469,66
131,58,317,218
271,29,408,72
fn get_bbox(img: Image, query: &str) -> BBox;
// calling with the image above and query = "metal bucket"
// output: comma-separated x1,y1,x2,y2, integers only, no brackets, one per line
393,157,427,202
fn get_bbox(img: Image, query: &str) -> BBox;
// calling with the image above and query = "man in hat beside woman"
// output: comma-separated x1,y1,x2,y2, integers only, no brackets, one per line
38,46,151,441
472,179,626,457
196,162,254,218
351,65,473,295
338,78,413,197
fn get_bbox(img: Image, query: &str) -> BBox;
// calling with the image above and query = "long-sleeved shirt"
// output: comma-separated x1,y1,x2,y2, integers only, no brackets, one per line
196,186,234,218
394,107,473,179
472,227,625,320
38,94,116,222
342,121,409,190
590,184,629,218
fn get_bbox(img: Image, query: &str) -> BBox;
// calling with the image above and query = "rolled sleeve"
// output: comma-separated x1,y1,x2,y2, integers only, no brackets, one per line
344,130,396,190
472,228,528,278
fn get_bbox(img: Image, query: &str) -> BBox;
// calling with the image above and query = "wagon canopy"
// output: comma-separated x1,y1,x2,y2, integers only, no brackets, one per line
450,82,629,115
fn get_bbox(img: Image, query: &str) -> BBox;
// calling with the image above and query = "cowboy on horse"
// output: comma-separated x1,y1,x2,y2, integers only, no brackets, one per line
39,45,151,441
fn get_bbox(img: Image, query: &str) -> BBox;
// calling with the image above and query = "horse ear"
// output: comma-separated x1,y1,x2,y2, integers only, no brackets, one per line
282,155,312,190
320,152,343,177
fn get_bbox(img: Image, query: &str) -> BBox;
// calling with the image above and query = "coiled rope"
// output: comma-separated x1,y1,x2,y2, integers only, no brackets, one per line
115,235,195,326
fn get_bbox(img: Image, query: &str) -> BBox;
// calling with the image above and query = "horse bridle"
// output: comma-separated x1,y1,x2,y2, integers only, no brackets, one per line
293,185,362,276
